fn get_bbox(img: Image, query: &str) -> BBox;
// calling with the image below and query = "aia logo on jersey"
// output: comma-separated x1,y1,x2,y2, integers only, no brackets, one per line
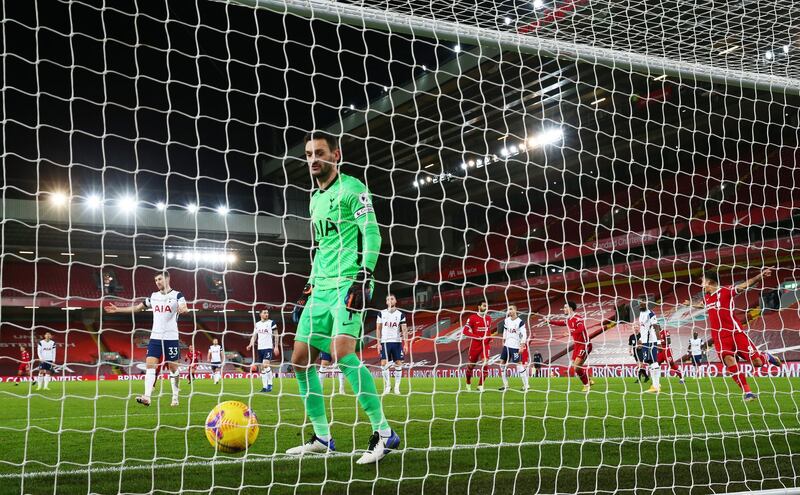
153,304,173,313
384,321,399,328
314,218,339,239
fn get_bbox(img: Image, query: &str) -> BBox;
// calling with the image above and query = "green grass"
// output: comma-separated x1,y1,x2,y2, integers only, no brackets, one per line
0,375,798,494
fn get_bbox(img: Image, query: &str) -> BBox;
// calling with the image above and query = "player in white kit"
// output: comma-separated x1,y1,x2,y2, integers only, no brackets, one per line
207,338,224,384
36,332,57,390
374,294,408,395
499,305,529,392
246,309,279,393
105,271,188,407
637,300,661,393
687,332,705,377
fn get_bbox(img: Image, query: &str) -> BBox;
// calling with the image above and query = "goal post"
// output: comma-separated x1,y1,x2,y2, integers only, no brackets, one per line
232,0,800,93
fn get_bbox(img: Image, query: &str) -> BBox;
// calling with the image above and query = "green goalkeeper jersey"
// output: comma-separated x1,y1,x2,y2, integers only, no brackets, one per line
308,172,381,290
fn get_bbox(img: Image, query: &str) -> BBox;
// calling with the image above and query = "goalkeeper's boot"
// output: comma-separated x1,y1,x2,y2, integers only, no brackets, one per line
286,435,335,455
356,430,401,465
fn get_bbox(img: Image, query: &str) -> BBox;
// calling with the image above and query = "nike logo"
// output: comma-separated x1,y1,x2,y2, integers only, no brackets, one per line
343,321,354,326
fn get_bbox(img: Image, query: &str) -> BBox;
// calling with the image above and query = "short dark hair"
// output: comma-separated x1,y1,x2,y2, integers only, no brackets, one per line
567,300,577,311
702,270,720,284
156,271,169,278
304,132,339,152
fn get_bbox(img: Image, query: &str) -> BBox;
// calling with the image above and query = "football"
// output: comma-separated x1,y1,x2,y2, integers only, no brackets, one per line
204,401,259,453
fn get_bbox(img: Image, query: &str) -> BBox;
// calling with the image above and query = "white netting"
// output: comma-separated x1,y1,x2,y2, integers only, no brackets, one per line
1,0,799,493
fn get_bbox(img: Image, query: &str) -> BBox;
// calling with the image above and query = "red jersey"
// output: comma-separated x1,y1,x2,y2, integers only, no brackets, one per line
463,313,493,341
20,349,31,363
704,286,742,333
658,328,671,351
550,314,589,345
186,350,202,364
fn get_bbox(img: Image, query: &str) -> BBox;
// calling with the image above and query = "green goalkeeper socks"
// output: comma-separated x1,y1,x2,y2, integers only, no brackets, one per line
338,353,390,432
295,366,330,438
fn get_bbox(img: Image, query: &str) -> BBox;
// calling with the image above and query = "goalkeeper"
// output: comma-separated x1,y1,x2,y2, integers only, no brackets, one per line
286,132,399,464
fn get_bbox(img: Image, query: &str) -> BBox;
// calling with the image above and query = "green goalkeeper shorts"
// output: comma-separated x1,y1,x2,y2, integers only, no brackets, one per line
295,285,364,354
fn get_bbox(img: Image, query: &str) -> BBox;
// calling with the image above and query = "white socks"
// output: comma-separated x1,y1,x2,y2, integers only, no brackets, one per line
650,362,661,389
393,367,402,389
144,369,156,398
262,368,273,388
501,368,509,387
519,366,530,387
169,371,180,399
338,372,345,393
382,366,391,391
213,371,221,384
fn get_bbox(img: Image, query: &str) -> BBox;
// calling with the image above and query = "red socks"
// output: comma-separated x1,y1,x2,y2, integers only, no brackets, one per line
670,362,683,379
479,366,487,386
727,364,751,393
466,366,472,385
575,366,589,385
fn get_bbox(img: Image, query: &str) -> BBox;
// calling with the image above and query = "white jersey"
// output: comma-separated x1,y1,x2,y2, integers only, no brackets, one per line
38,339,56,362
377,309,406,343
254,320,276,350
638,310,659,345
209,344,223,363
502,317,526,349
689,338,704,356
145,289,186,340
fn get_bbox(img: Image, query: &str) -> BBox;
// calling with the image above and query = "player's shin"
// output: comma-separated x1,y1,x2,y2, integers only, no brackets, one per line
727,364,751,393
261,366,272,388
518,365,529,386
381,364,391,391
338,354,390,434
501,366,509,388
574,366,589,385
169,370,180,399
393,366,402,389
144,368,156,398
295,365,331,439
650,362,661,389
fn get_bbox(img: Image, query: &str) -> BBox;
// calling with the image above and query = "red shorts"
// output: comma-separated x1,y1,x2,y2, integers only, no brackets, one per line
571,343,592,362
520,347,529,365
18,363,30,373
467,341,490,363
656,348,674,364
714,331,761,362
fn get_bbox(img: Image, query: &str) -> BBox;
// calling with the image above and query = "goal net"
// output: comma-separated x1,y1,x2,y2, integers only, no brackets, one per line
1,0,799,493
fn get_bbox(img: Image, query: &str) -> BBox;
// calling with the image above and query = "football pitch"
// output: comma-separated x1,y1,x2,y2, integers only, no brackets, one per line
1,376,798,494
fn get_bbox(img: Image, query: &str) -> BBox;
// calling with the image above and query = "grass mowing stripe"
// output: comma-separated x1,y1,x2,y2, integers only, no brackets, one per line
3,426,798,480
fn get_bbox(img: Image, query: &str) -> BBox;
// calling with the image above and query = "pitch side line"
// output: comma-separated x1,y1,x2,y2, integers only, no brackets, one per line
1,426,798,480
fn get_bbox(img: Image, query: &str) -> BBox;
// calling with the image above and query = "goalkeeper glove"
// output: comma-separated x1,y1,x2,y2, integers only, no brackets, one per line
292,283,313,324
344,268,374,313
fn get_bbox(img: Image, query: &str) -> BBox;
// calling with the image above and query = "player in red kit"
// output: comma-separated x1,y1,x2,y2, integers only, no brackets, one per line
684,268,779,401
185,345,202,383
15,345,31,386
656,327,684,385
462,300,495,392
548,300,594,392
